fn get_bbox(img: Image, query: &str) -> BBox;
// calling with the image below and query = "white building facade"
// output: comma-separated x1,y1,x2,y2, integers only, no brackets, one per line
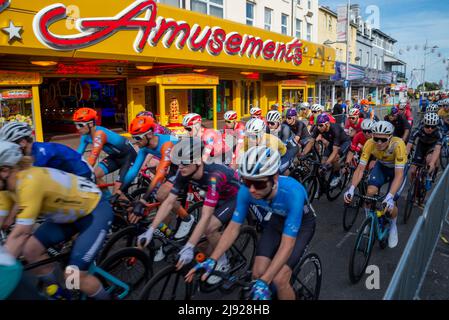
157,0,318,42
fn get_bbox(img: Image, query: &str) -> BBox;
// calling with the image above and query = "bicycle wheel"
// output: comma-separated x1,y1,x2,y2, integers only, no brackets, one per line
302,176,318,204
98,247,152,300
326,173,345,202
342,195,362,232
403,179,416,224
98,225,140,263
348,216,375,284
138,264,192,300
291,253,322,300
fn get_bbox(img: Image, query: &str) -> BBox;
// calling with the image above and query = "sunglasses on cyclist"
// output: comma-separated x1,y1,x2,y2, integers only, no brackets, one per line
268,121,277,126
424,125,437,129
373,137,390,144
312,111,318,114
74,122,91,129
132,133,150,141
318,123,327,128
184,126,193,132
363,130,372,135
286,116,295,120
242,178,270,190
349,117,357,121
225,120,234,124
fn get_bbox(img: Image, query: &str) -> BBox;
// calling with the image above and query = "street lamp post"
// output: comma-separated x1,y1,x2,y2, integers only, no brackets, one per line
345,0,351,102
422,40,438,92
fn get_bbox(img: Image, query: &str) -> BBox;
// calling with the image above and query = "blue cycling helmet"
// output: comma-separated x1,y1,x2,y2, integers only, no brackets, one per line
316,113,330,124
286,108,297,117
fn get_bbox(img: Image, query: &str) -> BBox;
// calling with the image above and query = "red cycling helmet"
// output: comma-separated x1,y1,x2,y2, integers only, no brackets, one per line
73,108,97,122
129,116,156,135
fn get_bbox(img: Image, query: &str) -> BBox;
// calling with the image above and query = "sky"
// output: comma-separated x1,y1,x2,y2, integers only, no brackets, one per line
318,0,449,87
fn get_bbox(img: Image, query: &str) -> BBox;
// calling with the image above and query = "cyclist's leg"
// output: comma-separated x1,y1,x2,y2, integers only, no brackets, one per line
203,199,237,253
96,156,117,188
116,148,138,194
274,213,316,300
68,198,114,298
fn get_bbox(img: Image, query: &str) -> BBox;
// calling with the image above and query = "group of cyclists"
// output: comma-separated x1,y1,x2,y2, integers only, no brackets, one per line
1,95,448,300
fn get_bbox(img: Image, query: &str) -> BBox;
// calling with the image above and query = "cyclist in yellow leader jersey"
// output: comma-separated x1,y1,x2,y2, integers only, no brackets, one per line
0,141,114,300
344,121,407,248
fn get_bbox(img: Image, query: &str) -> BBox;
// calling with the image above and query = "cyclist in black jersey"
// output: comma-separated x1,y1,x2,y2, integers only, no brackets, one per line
406,112,443,181
283,108,314,156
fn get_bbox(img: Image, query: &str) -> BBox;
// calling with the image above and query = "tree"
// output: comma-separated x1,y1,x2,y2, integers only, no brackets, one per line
417,82,441,91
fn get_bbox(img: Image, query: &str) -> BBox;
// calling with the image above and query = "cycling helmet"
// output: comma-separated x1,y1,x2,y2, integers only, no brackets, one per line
245,118,266,135
136,111,154,118
426,104,439,113
372,121,394,135
361,99,369,105
170,137,204,165
423,112,440,126
316,113,330,125
311,104,324,112
361,119,376,131
398,103,407,109
129,116,156,135
349,108,360,117
400,98,408,104
182,113,202,127
0,141,23,167
437,100,445,106
300,102,310,109
239,146,281,179
440,99,449,106
73,108,97,122
250,107,262,117
0,122,33,143
286,108,298,118
224,110,238,121
390,107,399,115
266,110,282,123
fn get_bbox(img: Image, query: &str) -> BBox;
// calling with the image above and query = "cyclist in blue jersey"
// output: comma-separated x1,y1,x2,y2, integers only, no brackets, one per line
0,122,94,181
185,146,316,300
73,108,137,194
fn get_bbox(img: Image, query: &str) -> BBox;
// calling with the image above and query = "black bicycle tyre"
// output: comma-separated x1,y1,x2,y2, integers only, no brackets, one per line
348,217,375,284
403,179,416,224
98,247,152,300
303,175,318,204
138,264,193,300
291,253,322,300
342,196,362,232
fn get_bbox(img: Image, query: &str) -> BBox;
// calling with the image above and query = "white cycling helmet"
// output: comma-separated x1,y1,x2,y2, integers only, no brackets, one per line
398,103,407,109
250,107,262,117
0,141,23,167
266,110,282,123
311,104,324,112
361,119,376,131
372,121,394,136
239,146,281,179
245,118,266,135
224,110,237,121
349,108,360,117
182,113,202,127
400,98,408,104
442,99,449,106
423,112,440,126
300,102,310,109
427,104,439,113
0,122,33,143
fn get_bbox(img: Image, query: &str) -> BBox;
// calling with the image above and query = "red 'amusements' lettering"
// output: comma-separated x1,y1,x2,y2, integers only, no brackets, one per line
33,0,303,66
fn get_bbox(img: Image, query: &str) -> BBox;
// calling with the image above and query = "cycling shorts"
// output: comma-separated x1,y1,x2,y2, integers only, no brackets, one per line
33,198,113,271
367,162,396,189
256,213,316,270
324,140,351,158
412,142,436,165
98,147,137,184
213,198,237,225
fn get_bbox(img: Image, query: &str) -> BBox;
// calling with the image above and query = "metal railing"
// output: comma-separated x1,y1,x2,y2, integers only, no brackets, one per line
383,166,449,300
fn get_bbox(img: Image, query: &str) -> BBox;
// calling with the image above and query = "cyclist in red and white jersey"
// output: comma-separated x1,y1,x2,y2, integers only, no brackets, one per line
222,111,245,168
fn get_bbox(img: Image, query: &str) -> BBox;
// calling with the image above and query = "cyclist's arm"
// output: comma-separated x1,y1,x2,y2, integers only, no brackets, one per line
147,142,174,194
210,187,251,261
77,135,89,154
345,150,355,165
87,131,107,166
149,192,177,230
260,188,305,284
389,143,407,196
351,148,369,188
0,192,13,228
121,149,147,192
186,205,214,247
389,168,404,197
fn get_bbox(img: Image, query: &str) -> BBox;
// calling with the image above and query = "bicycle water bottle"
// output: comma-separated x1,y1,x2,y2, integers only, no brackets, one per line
158,223,173,237
425,175,432,191
45,284,71,300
